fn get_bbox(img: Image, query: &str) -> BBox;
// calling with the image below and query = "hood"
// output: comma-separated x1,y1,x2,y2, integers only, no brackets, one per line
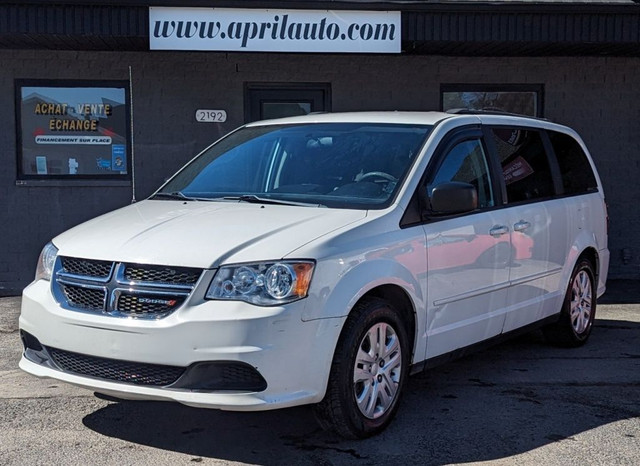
52,200,367,268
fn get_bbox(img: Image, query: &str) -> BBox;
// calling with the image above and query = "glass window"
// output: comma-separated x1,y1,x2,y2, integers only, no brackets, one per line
548,131,598,195
441,85,543,117
15,80,130,180
490,128,555,203
245,83,330,122
429,139,494,209
261,102,312,119
159,123,432,210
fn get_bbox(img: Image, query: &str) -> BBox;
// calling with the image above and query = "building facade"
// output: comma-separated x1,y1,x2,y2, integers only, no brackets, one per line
1,0,639,294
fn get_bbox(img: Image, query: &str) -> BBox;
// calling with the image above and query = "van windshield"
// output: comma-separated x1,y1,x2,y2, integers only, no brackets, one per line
156,123,432,209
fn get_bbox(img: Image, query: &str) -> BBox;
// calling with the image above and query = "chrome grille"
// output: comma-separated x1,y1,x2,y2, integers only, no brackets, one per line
116,294,185,318
61,257,112,278
48,346,184,386
124,264,201,286
53,257,202,319
60,284,106,311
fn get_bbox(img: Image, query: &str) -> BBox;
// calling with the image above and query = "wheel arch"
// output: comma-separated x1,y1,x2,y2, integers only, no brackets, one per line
305,258,425,402
358,284,417,363
563,230,601,295
313,286,418,438
578,247,599,284
544,246,599,347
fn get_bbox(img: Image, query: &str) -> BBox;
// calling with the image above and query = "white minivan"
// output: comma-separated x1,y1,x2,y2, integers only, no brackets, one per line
19,111,609,438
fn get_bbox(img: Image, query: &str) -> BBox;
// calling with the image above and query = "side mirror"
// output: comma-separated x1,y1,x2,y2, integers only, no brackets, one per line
429,181,478,215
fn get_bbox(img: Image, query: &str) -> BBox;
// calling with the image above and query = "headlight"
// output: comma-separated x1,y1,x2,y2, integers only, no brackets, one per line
35,242,58,281
206,261,314,306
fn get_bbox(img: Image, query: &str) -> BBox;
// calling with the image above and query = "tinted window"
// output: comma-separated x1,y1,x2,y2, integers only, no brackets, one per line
158,123,431,209
548,131,598,195
429,139,494,209
491,128,555,203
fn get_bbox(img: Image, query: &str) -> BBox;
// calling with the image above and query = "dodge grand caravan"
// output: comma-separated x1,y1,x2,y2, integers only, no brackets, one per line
19,111,609,438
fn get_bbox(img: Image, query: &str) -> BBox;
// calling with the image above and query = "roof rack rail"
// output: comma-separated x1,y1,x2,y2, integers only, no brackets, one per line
446,108,551,122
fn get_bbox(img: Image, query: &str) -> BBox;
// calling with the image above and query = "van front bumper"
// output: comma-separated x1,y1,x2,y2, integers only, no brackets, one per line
19,280,344,411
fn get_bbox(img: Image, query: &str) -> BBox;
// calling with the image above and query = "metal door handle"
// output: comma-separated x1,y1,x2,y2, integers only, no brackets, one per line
514,220,531,232
489,225,509,237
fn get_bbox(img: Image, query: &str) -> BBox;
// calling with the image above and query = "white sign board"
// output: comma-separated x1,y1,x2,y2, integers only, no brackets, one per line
195,109,227,122
149,8,401,53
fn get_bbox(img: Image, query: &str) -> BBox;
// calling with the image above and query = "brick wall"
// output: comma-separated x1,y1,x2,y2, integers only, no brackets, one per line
0,50,638,294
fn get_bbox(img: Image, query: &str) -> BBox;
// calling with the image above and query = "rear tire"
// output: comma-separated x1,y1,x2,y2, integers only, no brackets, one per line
544,259,596,347
313,298,410,439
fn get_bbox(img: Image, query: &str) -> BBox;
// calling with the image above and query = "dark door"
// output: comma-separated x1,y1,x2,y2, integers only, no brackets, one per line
244,83,331,123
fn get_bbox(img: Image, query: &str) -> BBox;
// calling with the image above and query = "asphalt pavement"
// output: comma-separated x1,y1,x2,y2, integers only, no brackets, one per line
0,282,638,465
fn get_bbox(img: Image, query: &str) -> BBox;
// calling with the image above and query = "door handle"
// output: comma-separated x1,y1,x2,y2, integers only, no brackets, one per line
513,220,531,232
489,225,509,237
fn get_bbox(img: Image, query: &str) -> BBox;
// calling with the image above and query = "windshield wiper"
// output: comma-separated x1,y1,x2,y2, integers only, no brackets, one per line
151,191,200,201
224,194,324,208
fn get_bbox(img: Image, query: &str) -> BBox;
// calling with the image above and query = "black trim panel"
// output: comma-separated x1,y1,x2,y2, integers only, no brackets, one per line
21,330,268,392
409,313,561,375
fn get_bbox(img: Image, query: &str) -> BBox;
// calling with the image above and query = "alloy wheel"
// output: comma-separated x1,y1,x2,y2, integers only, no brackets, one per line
570,270,593,334
352,322,402,419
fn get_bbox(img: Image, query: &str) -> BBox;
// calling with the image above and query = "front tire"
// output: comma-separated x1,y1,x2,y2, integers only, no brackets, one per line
544,259,597,347
313,298,410,439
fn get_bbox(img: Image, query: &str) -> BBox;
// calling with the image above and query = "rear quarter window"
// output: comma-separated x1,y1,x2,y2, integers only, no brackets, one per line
548,131,598,195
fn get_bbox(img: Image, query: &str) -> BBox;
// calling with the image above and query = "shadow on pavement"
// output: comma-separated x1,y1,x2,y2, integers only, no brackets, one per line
82,318,640,465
